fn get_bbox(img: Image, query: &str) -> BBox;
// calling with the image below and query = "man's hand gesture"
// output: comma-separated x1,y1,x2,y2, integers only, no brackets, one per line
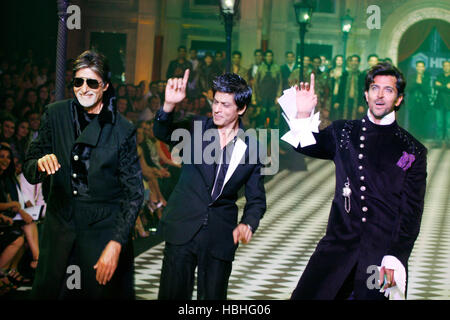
233,223,253,245
93,240,122,285
163,69,190,113
295,73,318,119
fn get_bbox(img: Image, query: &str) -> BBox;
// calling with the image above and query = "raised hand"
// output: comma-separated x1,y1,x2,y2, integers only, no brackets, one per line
295,72,318,119
163,69,190,113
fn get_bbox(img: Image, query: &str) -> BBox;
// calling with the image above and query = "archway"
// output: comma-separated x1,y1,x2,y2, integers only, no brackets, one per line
377,1,450,65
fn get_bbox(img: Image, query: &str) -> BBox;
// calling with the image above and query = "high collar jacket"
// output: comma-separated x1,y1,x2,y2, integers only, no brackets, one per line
153,109,267,262
292,116,427,299
23,98,144,299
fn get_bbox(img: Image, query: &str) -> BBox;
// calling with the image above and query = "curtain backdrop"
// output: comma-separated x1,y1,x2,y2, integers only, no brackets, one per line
398,19,450,63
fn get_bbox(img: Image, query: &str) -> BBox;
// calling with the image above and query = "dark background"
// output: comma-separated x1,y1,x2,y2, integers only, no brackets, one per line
0,0,57,66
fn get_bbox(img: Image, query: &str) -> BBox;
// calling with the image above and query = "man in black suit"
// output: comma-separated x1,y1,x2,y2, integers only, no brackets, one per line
281,63,427,299
280,51,297,91
154,70,266,300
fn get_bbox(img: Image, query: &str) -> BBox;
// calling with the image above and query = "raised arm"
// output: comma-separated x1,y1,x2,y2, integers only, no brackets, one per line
154,69,194,145
163,69,190,113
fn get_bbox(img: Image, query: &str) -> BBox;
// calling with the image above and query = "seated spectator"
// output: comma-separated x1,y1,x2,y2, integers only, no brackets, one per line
35,65,49,87
148,95,162,116
1,95,16,118
138,121,170,201
117,96,131,117
10,118,30,163
36,84,50,114
0,144,25,294
0,144,39,275
19,88,38,117
144,81,159,101
157,80,166,103
0,224,24,294
136,126,167,229
128,85,148,123
0,115,16,144
116,84,127,97
126,83,137,102
25,111,40,142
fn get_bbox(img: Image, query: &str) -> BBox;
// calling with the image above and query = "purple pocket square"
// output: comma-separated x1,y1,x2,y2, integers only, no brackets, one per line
396,151,415,171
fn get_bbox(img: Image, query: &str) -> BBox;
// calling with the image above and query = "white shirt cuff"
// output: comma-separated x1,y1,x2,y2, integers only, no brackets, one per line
281,111,321,148
379,255,406,300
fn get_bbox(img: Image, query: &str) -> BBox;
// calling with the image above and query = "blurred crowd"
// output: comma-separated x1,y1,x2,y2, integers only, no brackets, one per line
0,46,448,296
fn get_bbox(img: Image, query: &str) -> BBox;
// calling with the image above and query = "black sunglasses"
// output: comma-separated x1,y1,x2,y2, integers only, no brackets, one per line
72,77,103,89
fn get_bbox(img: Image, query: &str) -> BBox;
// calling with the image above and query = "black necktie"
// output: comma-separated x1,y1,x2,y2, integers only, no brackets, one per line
211,148,227,201
211,137,236,201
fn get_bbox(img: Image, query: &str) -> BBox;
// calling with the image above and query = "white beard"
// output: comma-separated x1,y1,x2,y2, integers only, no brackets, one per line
77,91,100,108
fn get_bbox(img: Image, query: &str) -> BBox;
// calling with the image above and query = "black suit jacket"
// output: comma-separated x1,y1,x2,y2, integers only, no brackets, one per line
23,98,144,299
153,109,266,261
292,116,427,299
280,64,297,90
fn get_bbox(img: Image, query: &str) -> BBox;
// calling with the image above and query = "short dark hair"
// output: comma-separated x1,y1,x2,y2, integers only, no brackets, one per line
416,60,425,66
212,73,252,111
264,50,273,56
73,50,110,83
232,51,242,57
367,54,379,61
285,51,295,56
351,54,361,62
365,62,406,111
254,49,263,56
1,113,16,125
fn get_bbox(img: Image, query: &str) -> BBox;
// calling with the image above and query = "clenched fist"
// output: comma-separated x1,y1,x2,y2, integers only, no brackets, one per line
37,154,61,175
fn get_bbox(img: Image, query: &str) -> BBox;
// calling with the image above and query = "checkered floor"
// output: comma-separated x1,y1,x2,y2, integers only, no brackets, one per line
15,147,450,300
134,147,450,300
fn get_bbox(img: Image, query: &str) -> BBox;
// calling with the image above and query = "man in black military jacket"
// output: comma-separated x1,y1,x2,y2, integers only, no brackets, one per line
282,63,427,299
154,70,266,300
23,50,144,299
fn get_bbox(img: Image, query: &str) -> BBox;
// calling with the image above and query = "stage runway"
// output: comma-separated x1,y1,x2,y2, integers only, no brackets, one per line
133,147,450,300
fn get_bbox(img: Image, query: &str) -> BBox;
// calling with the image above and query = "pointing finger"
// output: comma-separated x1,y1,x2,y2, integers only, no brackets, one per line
310,72,315,93
182,69,190,87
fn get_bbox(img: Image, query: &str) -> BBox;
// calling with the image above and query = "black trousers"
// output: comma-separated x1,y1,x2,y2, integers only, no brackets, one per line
32,201,135,300
158,225,232,300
